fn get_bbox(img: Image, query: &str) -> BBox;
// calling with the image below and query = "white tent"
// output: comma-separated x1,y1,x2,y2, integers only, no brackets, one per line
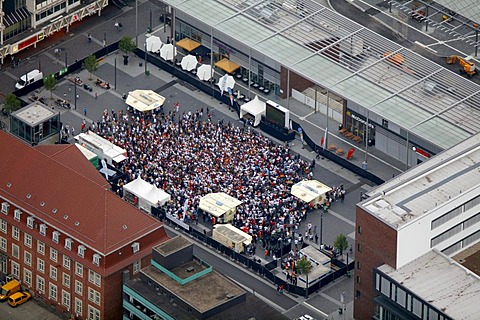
160,43,177,61
213,224,252,253
217,74,235,92
197,64,214,81
123,177,171,213
181,54,198,71
125,90,165,112
240,95,266,127
199,192,242,223
146,35,162,53
291,180,332,204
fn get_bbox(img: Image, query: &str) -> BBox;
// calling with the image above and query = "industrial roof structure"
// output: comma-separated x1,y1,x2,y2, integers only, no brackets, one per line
360,132,480,228
435,0,480,22
166,0,480,150
378,249,480,320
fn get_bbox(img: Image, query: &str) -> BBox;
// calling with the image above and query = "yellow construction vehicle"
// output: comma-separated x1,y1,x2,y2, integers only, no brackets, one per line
446,55,476,77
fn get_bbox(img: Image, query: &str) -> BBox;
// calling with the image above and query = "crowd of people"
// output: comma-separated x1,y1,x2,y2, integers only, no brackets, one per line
94,107,321,245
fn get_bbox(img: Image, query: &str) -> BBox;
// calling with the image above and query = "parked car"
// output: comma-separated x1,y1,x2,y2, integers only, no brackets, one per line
8,290,31,307
0,280,21,301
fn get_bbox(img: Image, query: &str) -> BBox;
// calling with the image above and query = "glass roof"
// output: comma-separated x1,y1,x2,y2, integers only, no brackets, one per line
165,0,480,149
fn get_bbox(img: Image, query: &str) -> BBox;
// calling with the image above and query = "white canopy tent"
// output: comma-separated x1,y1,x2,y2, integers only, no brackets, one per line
125,90,166,112
291,180,332,204
123,177,171,213
197,64,214,81
217,74,235,92
199,192,242,223
181,54,198,71
160,43,177,61
146,35,162,54
213,223,252,253
240,95,266,127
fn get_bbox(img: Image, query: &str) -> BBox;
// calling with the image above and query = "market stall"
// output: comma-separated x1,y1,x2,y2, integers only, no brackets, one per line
291,180,332,205
240,95,266,127
199,192,242,223
123,177,171,213
213,223,252,253
125,90,166,112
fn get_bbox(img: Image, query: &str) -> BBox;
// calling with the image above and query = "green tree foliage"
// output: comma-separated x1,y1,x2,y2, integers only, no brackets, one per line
83,55,98,80
296,256,313,298
43,75,57,99
119,36,136,55
334,233,349,256
4,93,21,114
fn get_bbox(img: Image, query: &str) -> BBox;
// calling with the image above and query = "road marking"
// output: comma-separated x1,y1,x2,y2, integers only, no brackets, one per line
319,293,343,307
327,209,355,227
3,71,18,81
304,302,329,318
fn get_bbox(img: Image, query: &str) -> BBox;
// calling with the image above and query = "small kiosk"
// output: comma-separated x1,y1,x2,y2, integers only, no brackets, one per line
213,224,252,253
199,192,242,223
123,177,171,213
291,180,332,205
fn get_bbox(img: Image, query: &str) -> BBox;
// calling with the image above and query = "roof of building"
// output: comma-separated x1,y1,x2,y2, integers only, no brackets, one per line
378,249,480,320
360,132,480,228
213,223,252,244
142,263,245,313
453,241,480,277
423,0,480,26
154,235,191,256
11,102,56,126
0,131,164,255
164,0,480,150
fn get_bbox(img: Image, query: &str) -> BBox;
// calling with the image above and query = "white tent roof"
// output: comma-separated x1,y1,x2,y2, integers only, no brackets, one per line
291,180,332,203
126,90,166,112
123,177,171,207
241,95,266,117
199,192,242,217
213,223,252,245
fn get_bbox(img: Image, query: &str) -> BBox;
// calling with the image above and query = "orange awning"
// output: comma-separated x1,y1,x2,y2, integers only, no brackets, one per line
383,52,404,66
176,38,201,52
214,58,241,74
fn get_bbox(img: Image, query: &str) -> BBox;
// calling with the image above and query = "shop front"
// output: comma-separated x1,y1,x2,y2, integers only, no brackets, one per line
345,109,376,147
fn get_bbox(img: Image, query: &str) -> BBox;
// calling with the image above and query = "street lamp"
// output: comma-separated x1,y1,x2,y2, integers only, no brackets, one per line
135,0,138,46
74,81,77,110
319,210,323,249
65,50,68,68
144,41,148,74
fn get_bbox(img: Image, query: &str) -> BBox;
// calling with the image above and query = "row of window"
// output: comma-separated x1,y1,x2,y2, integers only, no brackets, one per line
431,212,480,248
1,235,101,288
431,194,480,230
1,205,102,266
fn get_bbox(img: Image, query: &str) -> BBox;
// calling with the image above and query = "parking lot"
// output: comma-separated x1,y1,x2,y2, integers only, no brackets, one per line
0,297,67,320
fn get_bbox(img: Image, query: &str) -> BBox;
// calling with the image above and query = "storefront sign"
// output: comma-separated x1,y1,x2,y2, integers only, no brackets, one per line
351,113,375,129
412,146,430,158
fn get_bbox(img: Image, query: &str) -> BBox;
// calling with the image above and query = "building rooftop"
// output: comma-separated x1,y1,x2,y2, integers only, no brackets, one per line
453,241,480,277
154,235,191,256
142,263,245,313
435,0,480,23
360,132,480,228
0,131,165,256
12,102,56,126
378,249,480,320
164,0,480,151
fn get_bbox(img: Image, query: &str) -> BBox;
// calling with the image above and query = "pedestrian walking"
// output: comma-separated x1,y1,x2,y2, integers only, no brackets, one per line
81,122,85,132
103,39,106,48
94,92,98,99
88,33,92,43
315,234,319,243
76,94,80,100
166,36,171,44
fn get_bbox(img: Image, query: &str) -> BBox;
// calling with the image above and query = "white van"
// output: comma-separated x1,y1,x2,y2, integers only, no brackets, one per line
15,69,43,90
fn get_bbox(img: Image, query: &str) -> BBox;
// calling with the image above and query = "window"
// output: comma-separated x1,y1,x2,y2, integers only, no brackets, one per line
37,275,45,293
88,270,101,287
63,273,70,288
132,242,140,253
382,119,389,128
24,234,32,248
0,219,6,233
52,231,60,243
62,290,71,308
356,276,361,284
357,261,361,270
50,248,58,262
39,224,47,236
12,226,20,241
11,261,20,279
133,260,141,274
75,262,83,277
50,265,57,280
88,305,101,320
63,255,71,270
24,251,32,266
92,253,100,266
75,298,83,316
75,280,83,295
357,225,362,234
1,202,9,214
37,240,45,255
24,268,32,286
14,209,22,221
78,245,85,258
12,243,19,259
37,258,45,273
356,289,361,299
65,238,73,250
88,287,101,305
357,243,362,252
0,237,6,251
27,216,34,229
49,283,57,301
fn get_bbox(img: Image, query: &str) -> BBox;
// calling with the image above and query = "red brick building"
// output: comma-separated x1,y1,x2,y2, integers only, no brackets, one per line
0,131,168,320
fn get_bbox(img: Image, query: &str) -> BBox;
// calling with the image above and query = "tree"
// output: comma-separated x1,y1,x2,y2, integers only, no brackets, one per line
334,233,349,257
119,36,136,66
83,55,98,80
43,74,57,100
296,256,313,298
4,93,21,114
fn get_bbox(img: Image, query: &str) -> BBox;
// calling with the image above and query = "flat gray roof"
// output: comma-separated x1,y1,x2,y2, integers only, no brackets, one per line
428,0,480,25
12,101,56,126
361,132,480,228
154,235,191,256
378,249,480,320
165,0,480,150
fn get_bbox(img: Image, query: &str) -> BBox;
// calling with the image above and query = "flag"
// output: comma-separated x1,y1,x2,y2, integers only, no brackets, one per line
322,128,328,149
